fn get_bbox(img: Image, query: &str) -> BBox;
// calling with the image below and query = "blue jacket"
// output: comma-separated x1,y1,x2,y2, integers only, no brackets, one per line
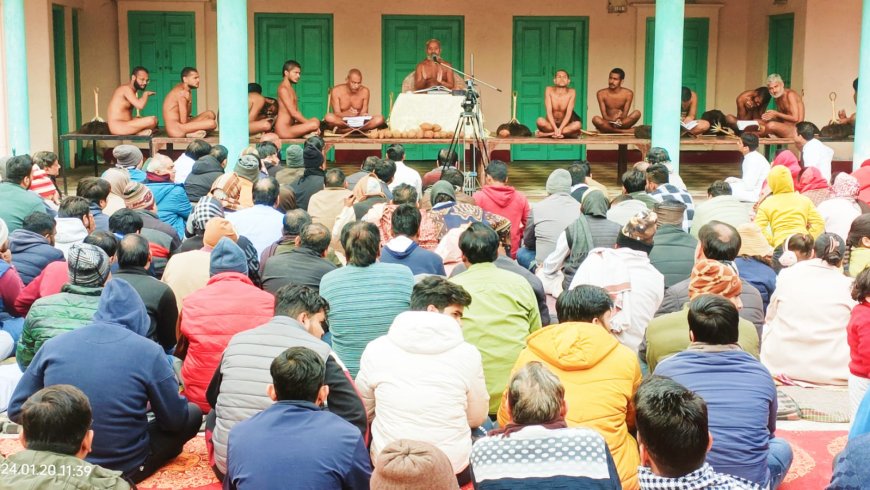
146,182,192,239
225,400,371,489
735,257,777,312
830,433,870,489
380,241,446,276
9,229,65,285
654,350,777,486
89,202,110,232
8,278,190,473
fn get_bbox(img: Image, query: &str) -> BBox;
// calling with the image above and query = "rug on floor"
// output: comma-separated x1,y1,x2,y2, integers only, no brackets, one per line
0,429,849,489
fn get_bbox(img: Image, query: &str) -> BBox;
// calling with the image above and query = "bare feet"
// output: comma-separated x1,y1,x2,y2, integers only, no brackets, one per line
185,130,207,138
136,129,153,136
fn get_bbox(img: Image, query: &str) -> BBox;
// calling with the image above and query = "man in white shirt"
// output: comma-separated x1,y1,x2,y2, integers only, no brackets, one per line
726,133,770,202
385,144,422,200
173,139,212,184
225,177,284,257
795,121,834,182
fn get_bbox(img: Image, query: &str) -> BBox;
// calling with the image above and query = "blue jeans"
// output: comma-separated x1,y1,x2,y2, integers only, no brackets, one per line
516,247,537,271
767,437,794,489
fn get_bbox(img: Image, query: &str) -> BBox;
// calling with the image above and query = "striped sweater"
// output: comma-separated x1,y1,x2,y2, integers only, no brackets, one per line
320,262,414,377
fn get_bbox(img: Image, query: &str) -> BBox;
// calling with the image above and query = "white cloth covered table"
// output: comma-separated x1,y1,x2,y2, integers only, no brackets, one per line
388,93,485,136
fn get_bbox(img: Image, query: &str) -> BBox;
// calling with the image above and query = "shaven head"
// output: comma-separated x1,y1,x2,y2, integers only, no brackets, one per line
346,69,363,92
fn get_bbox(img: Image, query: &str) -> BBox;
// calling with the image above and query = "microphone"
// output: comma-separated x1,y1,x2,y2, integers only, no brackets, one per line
431,54,440,62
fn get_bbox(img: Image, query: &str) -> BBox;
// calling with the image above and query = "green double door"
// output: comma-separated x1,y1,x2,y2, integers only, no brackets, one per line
768,14,794,87
254,14,333,124
643,17,709,123
382,15,464,161
128,11,197,126
512,17,589,161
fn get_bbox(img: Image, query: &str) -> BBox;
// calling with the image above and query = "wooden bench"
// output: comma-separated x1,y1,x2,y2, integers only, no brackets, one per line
57,133,153,193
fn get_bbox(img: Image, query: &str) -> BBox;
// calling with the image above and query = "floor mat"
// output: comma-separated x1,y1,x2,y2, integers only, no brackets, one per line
779,385,850,423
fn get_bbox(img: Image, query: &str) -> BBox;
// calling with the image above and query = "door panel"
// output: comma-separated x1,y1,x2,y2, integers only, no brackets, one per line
768,14,794,87
382,15,464,161
53,5,70,164
512,17,588,161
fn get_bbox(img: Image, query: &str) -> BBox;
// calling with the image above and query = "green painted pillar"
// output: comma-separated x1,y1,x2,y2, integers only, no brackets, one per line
217,0,248,171
3,0,31,155
854,0,870,170
651,0,685,172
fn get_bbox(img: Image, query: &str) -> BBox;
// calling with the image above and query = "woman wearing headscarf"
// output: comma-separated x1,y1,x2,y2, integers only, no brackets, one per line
352,175,388,220
101,167,131,216
762,233,856,386
798,167,833,206
817,172,870,241
754,150,803,213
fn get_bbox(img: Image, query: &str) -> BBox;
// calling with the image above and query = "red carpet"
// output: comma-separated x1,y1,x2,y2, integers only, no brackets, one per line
0,429,849,489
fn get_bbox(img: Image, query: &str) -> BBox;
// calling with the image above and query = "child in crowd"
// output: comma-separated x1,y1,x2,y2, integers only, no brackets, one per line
849,268,870,419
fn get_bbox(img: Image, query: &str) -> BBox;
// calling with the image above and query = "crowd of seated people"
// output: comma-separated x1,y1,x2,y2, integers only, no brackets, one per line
2,135,870,489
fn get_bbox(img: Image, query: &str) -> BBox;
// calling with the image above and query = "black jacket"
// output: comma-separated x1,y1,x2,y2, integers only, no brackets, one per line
113,267,179,350
184,156,224,203
290,171,326,210
262,246,336,294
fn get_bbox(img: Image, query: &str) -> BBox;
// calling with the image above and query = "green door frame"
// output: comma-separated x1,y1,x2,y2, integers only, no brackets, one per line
768,14,794,86
511,16,589,161
643,17,709,123
52,5,70,165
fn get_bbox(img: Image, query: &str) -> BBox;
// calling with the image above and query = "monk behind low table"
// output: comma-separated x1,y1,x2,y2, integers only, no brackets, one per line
162,67,217,138
107,66,158,136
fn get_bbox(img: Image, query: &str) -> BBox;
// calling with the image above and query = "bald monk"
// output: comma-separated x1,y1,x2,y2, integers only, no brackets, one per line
837,77,859,126
536,69,582,138
275,59,321,139
248,83,275,135
760,73,804,138
591,68,641,134
413,39,457,91
724,87,771,130
162,67,217,138
107,66,158,136
323,69,386,133
680,86,711,136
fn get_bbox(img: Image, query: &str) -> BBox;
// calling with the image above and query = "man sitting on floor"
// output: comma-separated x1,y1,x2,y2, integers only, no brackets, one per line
645,163,694,232
473,160,530,260
226,177,284,257
648,200,697,288
208,284,366,480
654,295,792,489
0,155,45,232
262,223,335,294
517,169,580,270
379,204,445,276
635,376,765,490
224,347,371,489
9,279,202,484
690,181,751,238
5,385,132,489
9,211,63,285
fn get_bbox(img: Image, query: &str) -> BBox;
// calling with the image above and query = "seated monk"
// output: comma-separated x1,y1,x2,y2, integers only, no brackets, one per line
836,77,859,126
413,39,457,91
680,86,711,136
162,67,217,138
107,66,158,136
760,73,804,138
248,83,276,135
536,69,582,139
274,59,321,139
591,68,641,134
323,69,386,133
724,86,771,131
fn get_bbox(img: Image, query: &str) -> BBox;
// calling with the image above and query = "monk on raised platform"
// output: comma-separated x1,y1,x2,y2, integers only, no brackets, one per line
414,39,457,91
162,67,217,138
591,68,641,134
681,86,710,136
760,73,804,138
275,60,321,139
725,86,771,130
536,69,582,138
248,83,276,135
107,66,158,136
323,69,385,133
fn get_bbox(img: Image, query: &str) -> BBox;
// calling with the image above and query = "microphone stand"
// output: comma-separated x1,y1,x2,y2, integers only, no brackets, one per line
432,57,502,93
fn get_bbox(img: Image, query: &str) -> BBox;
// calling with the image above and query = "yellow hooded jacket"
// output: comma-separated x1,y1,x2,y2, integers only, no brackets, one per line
497,322,642,490
755,166,825,247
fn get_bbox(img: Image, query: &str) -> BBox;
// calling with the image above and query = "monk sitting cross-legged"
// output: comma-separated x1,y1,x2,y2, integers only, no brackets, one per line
107,66,158,136
162,67,217,138
591,68,642,134
274,59,321,139
536,69,582,139
323,69,385,134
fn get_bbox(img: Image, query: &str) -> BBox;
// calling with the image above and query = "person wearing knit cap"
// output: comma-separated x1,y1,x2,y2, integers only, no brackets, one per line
123,182,156,211
649,201,698,288
654,294,790,489
0,216,25,359
119,182,182,279
16,243,111,369
233,154,261,209
569,209,664,352
112,145,146,183
289,145,327,210
178,236,274,411
734,223,778,311
223,347,371,489
371,440,459,490
518,168,582,270
656,221,766,337
274,144,305,185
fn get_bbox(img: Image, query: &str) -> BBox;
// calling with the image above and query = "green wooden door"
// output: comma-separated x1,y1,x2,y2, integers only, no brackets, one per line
53,5,70,164
72,9,82,130
512,17,589,161
254,14,333,122
128,11,196,126
768,14,794,87
644,17,710,123
382,15,464,161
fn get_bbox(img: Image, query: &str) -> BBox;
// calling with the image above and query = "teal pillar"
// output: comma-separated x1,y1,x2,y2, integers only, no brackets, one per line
217,0,248,171
854,0,870,169
650,0,685,172
3,0,31,155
